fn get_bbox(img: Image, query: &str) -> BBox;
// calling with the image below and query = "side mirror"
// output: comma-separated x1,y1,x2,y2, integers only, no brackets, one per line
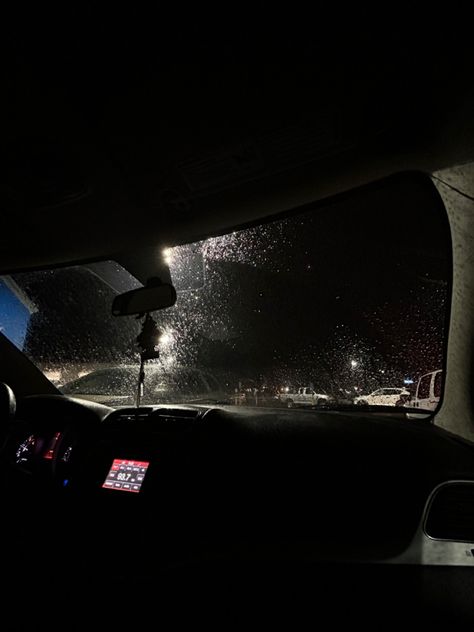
112,279,177,316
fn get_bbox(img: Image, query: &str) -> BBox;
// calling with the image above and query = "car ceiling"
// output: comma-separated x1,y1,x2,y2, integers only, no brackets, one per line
2,14,474,274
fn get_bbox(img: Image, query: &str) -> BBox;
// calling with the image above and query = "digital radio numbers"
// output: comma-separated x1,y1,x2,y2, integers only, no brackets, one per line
117,472,131,482
102,459,150,493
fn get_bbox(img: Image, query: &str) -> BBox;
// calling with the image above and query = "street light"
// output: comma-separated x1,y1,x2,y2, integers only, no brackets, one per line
159,331,174,347
350,359,358,369
162,248,173,265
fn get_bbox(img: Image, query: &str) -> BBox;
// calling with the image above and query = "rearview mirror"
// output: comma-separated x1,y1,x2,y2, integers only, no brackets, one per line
112,280,177,316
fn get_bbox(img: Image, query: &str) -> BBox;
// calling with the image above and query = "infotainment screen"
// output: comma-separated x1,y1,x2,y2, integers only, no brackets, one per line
102,459,150,493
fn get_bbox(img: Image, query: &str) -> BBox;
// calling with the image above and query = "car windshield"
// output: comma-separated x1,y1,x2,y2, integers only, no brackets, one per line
0,177,450,412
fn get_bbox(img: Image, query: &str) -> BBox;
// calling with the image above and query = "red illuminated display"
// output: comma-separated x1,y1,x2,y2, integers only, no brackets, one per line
102,459,150,493
43,432,62,460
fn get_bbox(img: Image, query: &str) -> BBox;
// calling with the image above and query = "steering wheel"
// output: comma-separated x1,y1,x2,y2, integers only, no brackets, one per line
0,383,16,443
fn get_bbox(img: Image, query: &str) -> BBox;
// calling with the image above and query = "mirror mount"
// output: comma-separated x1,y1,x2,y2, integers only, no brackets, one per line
136,312,161,362
112,277,177,407
134,312,163,408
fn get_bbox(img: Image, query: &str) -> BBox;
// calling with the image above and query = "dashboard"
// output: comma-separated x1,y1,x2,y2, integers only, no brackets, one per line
3,393,474,625
3,394,474,573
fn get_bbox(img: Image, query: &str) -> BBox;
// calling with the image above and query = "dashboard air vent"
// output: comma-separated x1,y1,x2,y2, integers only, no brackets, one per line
154,408,201,420
150,408,201,431
425,482,474,542
108,408,154,424
108,407,201,430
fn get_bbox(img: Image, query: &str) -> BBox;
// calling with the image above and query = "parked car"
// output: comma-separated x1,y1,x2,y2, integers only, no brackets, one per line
61,365,229,407
278,386,331,408
410,370,443,411
354,387,410,407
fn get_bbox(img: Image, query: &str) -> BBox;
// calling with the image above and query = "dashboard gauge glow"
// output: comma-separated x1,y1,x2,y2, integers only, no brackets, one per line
61,445,73,463
15,434,37,465
102,459,150,493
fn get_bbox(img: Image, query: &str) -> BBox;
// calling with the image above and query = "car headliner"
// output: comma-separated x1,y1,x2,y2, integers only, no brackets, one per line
2,18,474,275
